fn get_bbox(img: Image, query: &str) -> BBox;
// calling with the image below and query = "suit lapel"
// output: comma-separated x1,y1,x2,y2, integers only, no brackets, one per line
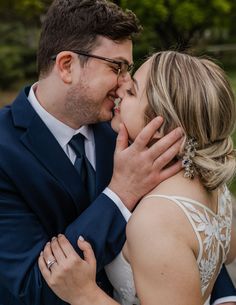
11,88,117,211
11,87,90,213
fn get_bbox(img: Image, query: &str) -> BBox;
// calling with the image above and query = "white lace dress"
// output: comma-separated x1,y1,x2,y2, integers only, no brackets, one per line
105,186,232,305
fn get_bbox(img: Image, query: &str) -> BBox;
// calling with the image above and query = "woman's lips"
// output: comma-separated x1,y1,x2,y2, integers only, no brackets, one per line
111,97,121,116
114,97,121,110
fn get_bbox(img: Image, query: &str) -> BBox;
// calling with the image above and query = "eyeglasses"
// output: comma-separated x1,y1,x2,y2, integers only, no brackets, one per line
51,50,134,76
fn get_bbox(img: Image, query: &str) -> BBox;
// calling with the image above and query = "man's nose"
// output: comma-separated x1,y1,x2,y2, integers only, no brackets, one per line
117,71,132,87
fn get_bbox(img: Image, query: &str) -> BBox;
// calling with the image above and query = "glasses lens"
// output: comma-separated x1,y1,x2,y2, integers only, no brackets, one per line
120,63,126,74
120,62,132,75
128,64,134,74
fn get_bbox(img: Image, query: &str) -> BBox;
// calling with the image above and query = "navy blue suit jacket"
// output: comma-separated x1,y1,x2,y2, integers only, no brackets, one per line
0,87,235,304
0,87,126,304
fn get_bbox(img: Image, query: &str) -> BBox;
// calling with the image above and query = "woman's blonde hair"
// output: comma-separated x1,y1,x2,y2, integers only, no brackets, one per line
145,51,236,191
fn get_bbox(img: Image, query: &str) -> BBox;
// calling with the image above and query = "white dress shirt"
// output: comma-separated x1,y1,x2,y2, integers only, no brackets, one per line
213,296,236,305
28,83,131,222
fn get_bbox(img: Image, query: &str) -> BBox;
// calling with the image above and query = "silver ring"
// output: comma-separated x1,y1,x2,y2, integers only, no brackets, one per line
46,258,57,270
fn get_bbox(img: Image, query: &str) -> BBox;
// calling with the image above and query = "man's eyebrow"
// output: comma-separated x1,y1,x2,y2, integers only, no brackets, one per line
132,77,139,90
114,57,131,65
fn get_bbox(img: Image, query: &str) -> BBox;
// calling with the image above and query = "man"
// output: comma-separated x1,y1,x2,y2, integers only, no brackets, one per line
0,1,234,305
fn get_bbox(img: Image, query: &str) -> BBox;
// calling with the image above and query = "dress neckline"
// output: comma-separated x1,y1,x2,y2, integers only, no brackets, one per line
144,191,220,218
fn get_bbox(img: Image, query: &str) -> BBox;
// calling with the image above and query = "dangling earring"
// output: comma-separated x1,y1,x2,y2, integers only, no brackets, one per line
182,137,198,179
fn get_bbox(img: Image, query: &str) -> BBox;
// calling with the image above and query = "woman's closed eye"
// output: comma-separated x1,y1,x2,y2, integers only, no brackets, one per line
126,89,135,96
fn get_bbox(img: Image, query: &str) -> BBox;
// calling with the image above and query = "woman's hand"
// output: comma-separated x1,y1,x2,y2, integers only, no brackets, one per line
38,234,98,305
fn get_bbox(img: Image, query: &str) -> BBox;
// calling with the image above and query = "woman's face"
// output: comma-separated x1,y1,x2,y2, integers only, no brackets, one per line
111,60,151,141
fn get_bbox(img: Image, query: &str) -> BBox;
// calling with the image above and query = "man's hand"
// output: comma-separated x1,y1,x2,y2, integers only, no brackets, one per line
109,117,183,211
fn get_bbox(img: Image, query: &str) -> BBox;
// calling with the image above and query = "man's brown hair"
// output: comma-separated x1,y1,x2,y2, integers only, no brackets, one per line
37,0,141,76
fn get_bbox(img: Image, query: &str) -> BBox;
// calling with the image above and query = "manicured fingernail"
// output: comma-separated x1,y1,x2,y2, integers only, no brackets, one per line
58,234,63,237
78,235,84,241
40,251,43,256
52,236,56,241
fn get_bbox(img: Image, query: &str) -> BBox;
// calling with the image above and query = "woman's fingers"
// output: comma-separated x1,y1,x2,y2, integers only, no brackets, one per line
50,237,66,262
38,235,96,286
152,137,183,169
115,123,129,153
38,236,98,305
148,127,183,162
38,252,51,279
159,159,183,182
42,241,58,271
132,116,164,151
57,234,82,260
77,236,96,270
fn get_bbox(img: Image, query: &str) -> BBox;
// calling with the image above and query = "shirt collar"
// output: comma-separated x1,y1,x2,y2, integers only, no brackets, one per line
28,83,93,148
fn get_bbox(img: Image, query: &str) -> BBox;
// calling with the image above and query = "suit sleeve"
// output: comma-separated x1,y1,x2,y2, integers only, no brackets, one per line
210,264,236,304
65,192,126,272
0,167,125,305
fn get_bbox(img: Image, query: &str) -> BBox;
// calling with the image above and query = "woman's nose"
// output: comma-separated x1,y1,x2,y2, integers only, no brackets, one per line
115,85,124,99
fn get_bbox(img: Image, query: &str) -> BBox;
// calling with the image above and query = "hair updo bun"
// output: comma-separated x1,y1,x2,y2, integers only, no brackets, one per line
145,51,236,191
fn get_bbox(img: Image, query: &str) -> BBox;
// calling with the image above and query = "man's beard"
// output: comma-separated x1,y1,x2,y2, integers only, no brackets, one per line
65,85,101,127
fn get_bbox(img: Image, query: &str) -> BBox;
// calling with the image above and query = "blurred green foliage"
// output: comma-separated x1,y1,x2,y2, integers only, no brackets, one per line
117,0,235,56
1,0,236,194
0,0,50,89
0,0,50,24
1,0,236,89
0,22,38,88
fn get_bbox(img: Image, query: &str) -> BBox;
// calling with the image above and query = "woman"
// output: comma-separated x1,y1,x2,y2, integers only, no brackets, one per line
38,51,236,305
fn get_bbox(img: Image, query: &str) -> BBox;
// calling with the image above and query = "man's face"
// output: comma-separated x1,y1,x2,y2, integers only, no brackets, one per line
65,36,133,127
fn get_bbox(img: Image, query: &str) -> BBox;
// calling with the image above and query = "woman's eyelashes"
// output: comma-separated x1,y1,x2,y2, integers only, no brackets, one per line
126,88,135,96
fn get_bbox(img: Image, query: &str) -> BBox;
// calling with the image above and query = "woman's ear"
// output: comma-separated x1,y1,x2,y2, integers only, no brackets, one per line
147,125,167,147
54,51,74,84
152,130,163,140
147,131,162,147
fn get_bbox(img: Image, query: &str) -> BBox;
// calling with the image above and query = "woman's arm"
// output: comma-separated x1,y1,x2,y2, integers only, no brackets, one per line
126,196,203,305
38,234,119,305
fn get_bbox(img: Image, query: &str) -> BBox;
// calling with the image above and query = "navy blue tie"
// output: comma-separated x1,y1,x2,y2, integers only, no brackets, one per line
69,133,96,201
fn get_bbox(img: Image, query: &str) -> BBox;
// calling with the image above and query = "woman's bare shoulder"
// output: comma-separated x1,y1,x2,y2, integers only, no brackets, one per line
126,172,203,257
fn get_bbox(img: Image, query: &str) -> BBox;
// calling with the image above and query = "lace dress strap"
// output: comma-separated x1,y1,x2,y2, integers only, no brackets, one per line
143,190,232,295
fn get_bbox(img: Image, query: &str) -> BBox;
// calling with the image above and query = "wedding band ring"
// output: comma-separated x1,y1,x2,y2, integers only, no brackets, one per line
46,258,57,270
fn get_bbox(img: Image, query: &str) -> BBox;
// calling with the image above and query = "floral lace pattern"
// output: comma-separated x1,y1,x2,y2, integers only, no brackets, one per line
154,186,232,295
105,251,140,305
105,186,232,304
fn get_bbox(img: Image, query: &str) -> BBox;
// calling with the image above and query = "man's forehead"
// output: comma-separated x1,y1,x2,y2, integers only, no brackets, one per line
93,36,133,61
